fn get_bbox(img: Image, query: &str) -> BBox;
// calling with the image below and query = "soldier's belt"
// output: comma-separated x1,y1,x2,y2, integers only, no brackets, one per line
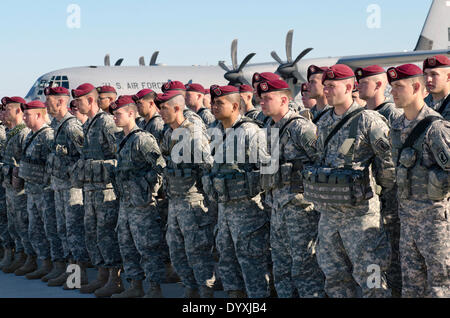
77,159,115,184
260,161,304,193
18,159,46,184
212,170,261,203
165,168,197,195
302,166,373,205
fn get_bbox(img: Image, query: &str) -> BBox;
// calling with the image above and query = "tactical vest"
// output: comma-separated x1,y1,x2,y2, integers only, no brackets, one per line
391,116,447,201
302,109,373,206
19,127,52,185
78,112,116,184
210,118,262,202
47,116,79,180
260,116,304,193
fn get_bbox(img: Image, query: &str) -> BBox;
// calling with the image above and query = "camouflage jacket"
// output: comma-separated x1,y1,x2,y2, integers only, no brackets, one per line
115,125,166,206
264,109,318,209
314,102,395,209
1,123,30,189
368,99,403,127
196,107,216,126
137,112,167,145
20,124,54,193
310,104,332,121
49,112,84,190
390,105,450,201
424,93,450,120
81,109,123,190
161,118,213,202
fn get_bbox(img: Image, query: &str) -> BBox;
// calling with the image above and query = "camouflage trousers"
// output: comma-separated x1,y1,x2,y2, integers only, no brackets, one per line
27,190,64,261
117,200,166,283
270,200,326,298
83,188,121,268
54,188,89,262
0,185,14,248
379,185,402,294
316,202,391,298
216,199,270,298
166,199,215,289
156,196,170,264
5,187,33,255
398,199,449,298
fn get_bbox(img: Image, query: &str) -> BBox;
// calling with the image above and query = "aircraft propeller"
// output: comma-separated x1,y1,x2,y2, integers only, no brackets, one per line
139,51,160,66
270,29,313,84
104,54,124,66
218,39,255,86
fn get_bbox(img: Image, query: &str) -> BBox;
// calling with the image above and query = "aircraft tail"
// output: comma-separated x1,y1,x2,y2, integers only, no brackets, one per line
414,0,450,50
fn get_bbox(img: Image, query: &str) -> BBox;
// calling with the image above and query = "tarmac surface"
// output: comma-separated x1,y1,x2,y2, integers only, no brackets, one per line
0,261,227,298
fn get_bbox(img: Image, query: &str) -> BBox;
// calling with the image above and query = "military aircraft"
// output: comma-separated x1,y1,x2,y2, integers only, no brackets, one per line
24,0,450,102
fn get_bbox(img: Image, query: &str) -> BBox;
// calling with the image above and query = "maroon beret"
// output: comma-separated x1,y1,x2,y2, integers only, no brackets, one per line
21,100,46,111
257,79,290,97
132,89,155,102
300,83,309,95
423,55,450,71
252,72,281,86
97,86,117,94
154,91,183,108
1,96,26,105
44,86,70,97
186,83,205,94
239,84,253,93
387,64,423,84
161,81,186,93
204,88,210,95
71,83,96,98
354,65,386,82
210,85,239,101
322,64,355,84
307,65,328,82
109,95,135,114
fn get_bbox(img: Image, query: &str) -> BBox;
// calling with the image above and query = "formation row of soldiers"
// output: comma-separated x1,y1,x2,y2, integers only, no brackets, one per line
0,54,448,298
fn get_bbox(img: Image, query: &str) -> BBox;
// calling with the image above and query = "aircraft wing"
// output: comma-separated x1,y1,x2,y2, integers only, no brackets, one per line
336,49,450,69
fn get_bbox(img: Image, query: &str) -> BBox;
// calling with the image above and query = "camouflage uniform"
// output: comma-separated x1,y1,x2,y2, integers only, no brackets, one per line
161,119,216,290
425,93,450,120
262,109,326,298
390,105,450,298
2,123,33,256
19,124,64,261
369,99,403,295
310,104,332,121
0,123,13,249
48,112,89,263
306,102,393,298
115,126,166,283
184,108,208,131
137,113,171,265
75,109,122,268
207,115,271,298
196,107,216,127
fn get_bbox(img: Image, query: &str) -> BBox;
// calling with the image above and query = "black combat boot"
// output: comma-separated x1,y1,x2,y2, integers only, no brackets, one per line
79,266,109,294
14,254,37,276
42,261,66,282
2,251,26,274
94,267,124,298
26,258,52,279
227,290,247,298
199,285,214,298
164,262,181,283
0,248,14,270
111,280,145,298
143,281,163,298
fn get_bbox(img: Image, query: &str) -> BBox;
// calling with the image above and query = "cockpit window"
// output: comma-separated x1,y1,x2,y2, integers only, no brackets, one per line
47,75,70,92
